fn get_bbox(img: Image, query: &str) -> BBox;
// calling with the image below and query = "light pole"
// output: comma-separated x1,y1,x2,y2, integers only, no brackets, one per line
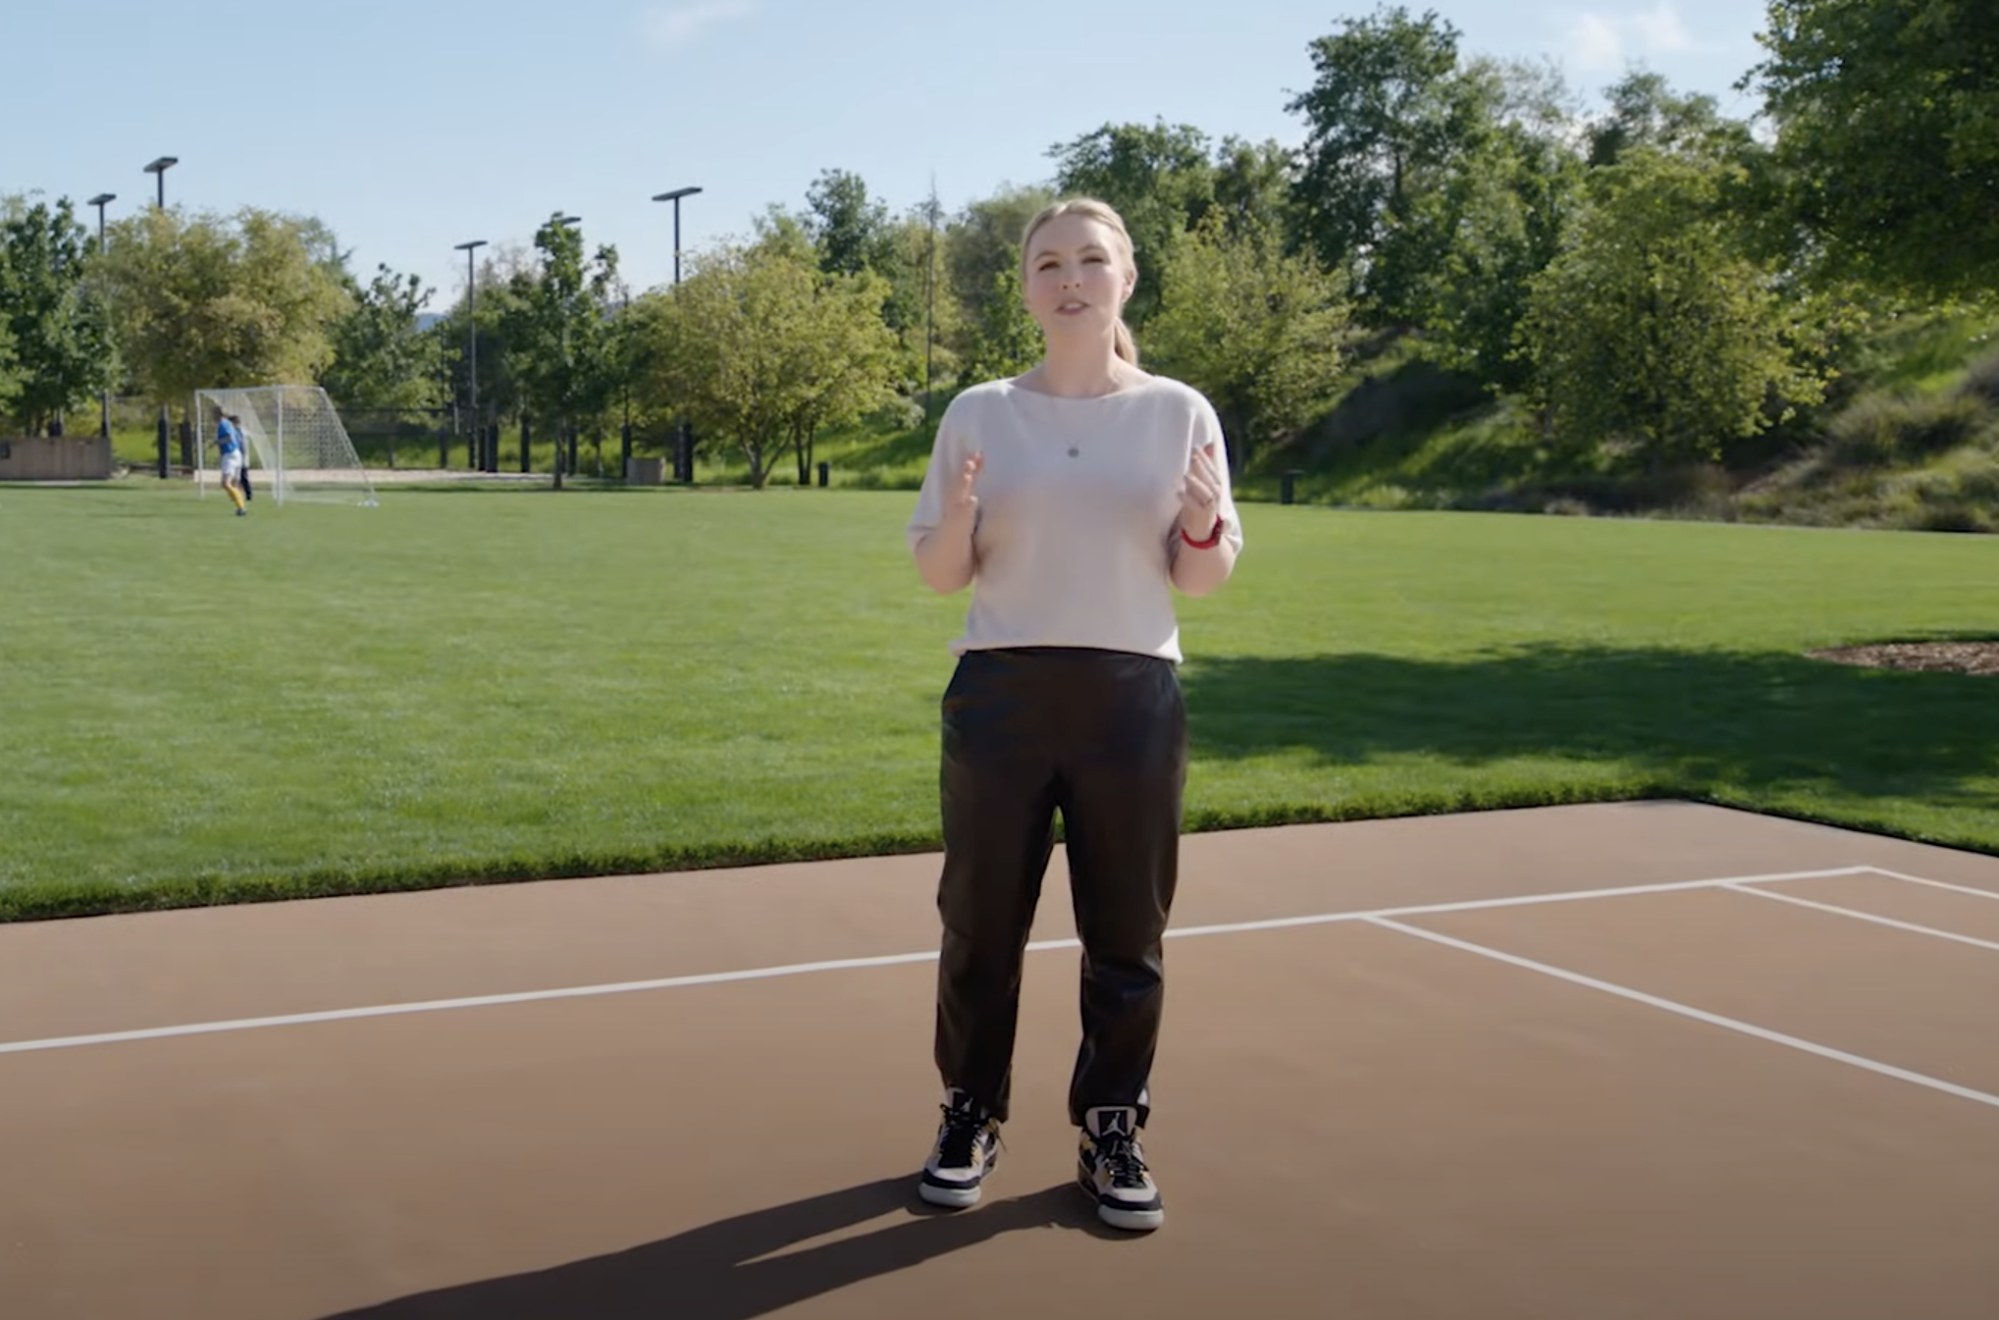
88,193,115,438
454,239,488,471
554,216,582,485
651,186,700,284
651,186,701,480
143,157,177,209
143,158,177,476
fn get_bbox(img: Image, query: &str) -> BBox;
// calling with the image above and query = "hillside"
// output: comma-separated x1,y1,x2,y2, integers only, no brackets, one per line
1239,305,1999,534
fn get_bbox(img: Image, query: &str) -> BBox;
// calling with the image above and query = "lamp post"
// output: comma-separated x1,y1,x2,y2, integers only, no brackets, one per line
143,157,177,209
88,193,115,438
143,158,177,475
651,186,701,480
454,239,488,471
650,186,700,284
553,216,582,486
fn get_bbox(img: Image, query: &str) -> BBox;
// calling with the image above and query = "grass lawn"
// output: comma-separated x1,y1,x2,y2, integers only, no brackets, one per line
3,478,1995,921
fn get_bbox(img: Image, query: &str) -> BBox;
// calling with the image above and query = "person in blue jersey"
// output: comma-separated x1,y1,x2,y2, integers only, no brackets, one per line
216,413,249,515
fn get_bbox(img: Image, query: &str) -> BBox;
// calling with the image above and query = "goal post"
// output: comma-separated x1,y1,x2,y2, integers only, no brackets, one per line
193,385,379,507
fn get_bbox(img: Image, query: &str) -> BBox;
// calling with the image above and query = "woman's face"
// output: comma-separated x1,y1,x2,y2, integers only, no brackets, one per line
1021,213,1134,344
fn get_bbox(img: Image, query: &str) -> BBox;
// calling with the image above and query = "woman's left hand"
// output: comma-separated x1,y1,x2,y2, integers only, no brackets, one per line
1179,443,1223,539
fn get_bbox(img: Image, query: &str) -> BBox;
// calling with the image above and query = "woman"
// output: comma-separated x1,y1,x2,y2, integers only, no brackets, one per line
904,197,1242,1232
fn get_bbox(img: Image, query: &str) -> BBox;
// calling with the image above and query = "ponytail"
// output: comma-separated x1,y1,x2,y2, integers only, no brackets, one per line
1113,318,1139,366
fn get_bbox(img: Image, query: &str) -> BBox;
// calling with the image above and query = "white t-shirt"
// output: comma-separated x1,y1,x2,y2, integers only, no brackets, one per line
906,373,1244,663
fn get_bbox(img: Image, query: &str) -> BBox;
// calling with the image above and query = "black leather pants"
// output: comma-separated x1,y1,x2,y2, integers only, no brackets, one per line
932,646,1188,1129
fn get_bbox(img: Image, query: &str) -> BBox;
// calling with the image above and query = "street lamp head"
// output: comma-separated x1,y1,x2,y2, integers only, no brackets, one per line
144,157,178,175
454,239,489,252
88,193,116,207
557,215,582,227
652,186,702,203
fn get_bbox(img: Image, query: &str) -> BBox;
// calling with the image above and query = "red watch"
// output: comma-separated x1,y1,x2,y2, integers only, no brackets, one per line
1180,516,1225,549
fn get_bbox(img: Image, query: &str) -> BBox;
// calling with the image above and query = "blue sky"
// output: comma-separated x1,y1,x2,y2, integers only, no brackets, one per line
3,0,1770,311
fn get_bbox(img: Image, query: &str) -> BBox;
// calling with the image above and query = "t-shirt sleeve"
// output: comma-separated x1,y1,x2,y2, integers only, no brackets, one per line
906,396,973,557
1174,389,1245,556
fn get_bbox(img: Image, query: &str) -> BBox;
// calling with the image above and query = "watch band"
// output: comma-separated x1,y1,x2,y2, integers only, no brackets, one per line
1180,515,1225,549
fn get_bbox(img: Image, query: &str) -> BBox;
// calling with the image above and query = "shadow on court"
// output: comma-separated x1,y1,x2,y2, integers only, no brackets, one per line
319,1176,1125,1319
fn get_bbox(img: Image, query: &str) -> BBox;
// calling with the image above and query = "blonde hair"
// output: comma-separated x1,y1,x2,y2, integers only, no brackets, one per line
1020,197,1140,366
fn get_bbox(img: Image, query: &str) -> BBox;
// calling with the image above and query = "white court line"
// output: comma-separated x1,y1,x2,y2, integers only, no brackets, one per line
1725,883,1999,954
1157,865,1870,940
1367,917,1999,1112
1862,867,1999,902
0,864,1869,1059
0,951,945,1057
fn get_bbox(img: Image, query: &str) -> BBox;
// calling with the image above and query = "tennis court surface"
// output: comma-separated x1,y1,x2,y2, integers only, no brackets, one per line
3,799,1996,1319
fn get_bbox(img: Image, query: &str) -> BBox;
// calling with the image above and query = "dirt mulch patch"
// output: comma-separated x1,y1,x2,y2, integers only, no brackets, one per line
1808,640,1999,676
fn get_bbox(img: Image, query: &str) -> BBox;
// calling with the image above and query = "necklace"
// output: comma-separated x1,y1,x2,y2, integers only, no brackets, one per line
1015,368,1141,458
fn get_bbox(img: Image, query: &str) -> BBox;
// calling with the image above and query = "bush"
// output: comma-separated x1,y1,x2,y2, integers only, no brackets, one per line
1824,390,1991,465
1957,347,1999,407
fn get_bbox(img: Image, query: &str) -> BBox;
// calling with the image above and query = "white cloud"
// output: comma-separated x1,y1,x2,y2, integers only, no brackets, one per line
1571,14,1625,71
641,0,760,52
1565,2,1699,71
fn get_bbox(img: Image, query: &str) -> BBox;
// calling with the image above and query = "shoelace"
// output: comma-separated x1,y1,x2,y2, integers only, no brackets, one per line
937,1104,993,1166
1096,1133,1150,1187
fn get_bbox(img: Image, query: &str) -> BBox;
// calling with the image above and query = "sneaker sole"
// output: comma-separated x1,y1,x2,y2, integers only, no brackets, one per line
918,1176,985,1209
1097,1201,1164,1232
1075,1165,1164,1232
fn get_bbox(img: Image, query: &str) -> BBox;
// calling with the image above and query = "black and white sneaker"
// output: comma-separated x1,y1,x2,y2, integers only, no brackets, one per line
1077,1106,1164,1231
919,1088,1001,1208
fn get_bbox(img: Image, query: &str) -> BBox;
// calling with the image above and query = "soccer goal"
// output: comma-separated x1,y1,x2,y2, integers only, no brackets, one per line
193,385,378,507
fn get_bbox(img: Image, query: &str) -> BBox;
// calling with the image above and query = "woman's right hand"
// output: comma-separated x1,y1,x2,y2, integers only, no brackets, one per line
915,451,984,595
946,452,983,524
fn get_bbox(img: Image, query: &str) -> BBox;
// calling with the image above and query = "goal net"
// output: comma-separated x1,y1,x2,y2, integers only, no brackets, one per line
194,385,378,507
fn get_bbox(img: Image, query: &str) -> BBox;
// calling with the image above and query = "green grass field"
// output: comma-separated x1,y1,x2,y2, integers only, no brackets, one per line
3,478,1995,922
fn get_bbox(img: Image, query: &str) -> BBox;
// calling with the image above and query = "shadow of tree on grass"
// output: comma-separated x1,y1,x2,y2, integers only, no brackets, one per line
1180,643,1998,813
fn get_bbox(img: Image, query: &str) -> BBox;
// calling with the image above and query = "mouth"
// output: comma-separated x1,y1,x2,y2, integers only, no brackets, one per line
1056,300,1089,315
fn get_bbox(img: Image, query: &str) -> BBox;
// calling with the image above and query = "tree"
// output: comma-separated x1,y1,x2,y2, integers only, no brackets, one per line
1047,120,1216,326
0,197,114,434
632,227,898,489
0,319,17,419
100,206,350,412
498,215,621,478
1587,70,1755,168
321,263,443,412
1743,0,1999,298
433,243,534,442
779,268,901,485
1405,58,1588,394
803,169,891,278
958,265,1042,386
942,184,1055,381
1208,136,1300,242
1143,211,1355,467
1285,4,1495,323
1518,151,1834,467
877,194,964,401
